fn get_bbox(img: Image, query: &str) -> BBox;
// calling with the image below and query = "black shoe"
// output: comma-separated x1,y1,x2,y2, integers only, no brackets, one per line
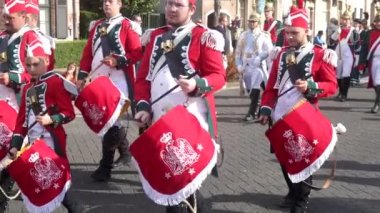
90,166,111,182
335,94,341,100
166,202,190,213
290,205,307,213
279,194,295,208
340,96,347,102
113,154,131,168
63,194,86,213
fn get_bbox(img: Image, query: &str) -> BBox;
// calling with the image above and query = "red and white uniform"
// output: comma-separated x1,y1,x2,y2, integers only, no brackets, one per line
331,26,356,78
264,18,281,44
12,72,75,156
359,29,380,87
261,43,337,122
0,26,39,111
135,22,226,138
79,14,143,101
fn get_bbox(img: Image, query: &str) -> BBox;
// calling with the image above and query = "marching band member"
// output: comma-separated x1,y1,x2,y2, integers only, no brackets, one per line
235,13,273,121
0,0,40,210
25,0,56,72
259,2,337,212
330,7,360,102
134,0,225,211
78,0,143,181
8,39,81,212
263,2,282,45
358,10,380,113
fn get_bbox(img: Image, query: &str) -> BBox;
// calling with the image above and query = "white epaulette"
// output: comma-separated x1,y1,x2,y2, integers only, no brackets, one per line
56,72,79,97
129,19,141,35
269,46,282,60
141,28,154,46
201,29,225,52
322,48,338,67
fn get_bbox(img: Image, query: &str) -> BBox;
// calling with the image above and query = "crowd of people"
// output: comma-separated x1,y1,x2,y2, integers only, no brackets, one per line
0,0,379,213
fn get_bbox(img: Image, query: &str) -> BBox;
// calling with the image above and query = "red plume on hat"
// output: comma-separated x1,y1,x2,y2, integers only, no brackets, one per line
3,0,26,15
25,0,39,15
27,39,49,58
189,0,196,5
284,0,309,29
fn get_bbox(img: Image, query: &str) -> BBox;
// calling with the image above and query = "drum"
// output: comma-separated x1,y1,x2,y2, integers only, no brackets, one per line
129,105,217,206
0,100,17,160
266,100,337,183
7,139,71,213
74,76,128,136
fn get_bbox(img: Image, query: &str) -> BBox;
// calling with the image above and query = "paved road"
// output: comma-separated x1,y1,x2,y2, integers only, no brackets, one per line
8,84,380,213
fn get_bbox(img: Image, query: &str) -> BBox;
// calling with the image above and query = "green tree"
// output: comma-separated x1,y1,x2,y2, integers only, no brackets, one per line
122,0,159,18
80,0,159,18
79,0,158,38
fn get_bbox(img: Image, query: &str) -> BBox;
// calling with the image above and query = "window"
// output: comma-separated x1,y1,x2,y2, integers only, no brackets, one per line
39,0,50,35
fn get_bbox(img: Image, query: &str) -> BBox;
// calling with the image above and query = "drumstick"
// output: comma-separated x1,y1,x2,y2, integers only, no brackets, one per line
278,74,312,98
151,72,198,106
28,105,53,129
79,63,104,90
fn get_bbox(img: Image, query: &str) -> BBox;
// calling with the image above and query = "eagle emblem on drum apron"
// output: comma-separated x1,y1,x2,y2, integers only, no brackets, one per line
160,132,200,177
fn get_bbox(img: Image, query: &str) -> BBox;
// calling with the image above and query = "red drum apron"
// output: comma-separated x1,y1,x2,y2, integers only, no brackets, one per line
7,139,71,213
266,100,337,183
0,100,17,160
129,105,217,206
74,76,127,136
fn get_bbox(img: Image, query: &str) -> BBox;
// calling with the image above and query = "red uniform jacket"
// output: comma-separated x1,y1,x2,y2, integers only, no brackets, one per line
11,72,75,157
261,44,337,113
135,24,226,138
359,29,380,88
264,19,281,44
79,16,143,101
1,27,39,91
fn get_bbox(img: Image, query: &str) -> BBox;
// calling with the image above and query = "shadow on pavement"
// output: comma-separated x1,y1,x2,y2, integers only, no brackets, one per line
71,190,165,213
308,196,380,213
206,192,380,213
205,193,284,211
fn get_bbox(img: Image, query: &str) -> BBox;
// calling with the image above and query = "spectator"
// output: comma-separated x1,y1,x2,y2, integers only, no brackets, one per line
64,63,77,83
313,30,326,46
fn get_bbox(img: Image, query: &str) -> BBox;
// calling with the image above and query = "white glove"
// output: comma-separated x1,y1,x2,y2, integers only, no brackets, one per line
237,65,244,73
253,57,262,67
134,111,151,127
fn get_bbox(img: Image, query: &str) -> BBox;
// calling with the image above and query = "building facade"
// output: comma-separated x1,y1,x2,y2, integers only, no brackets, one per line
151,0,376,39
0,0,80,40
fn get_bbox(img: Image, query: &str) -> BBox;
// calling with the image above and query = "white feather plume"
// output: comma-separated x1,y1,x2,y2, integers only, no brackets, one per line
282,0,293,18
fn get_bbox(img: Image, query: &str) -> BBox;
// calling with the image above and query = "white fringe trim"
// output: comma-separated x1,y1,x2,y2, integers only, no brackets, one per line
322,49,338,67
133,140,218,206
97,96,127,137
21,180,71,213
288,125,338,183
